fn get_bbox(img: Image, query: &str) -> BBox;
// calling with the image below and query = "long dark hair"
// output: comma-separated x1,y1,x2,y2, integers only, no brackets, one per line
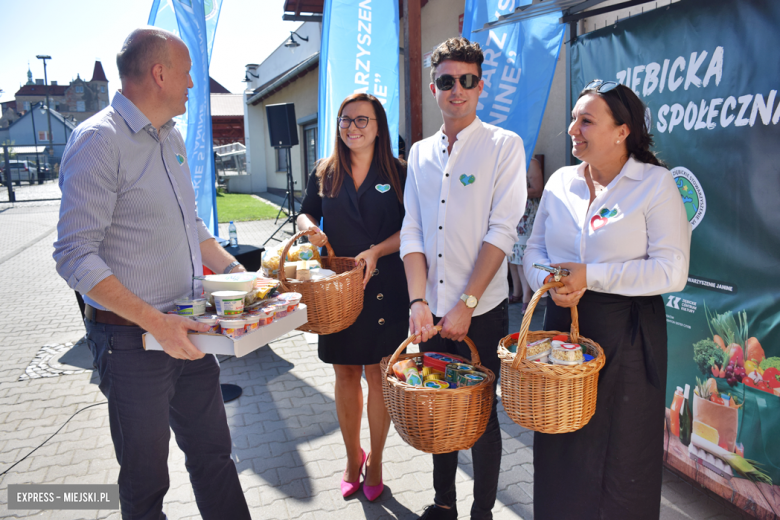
315,93,405,203
578,83,665,167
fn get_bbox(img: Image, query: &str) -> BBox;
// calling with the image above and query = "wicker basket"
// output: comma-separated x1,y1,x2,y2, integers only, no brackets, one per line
498,281,606,434
380,325,496,454
278,229,365,335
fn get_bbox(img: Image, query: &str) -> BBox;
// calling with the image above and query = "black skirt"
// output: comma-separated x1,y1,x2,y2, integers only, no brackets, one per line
533,290,668,520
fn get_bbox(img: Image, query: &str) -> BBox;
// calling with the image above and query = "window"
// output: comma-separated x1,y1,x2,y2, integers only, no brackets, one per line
275,147,288,172
38,131,50,142
75,86,84,93
76,101,85,112
24,101,31,111
100,85,105,93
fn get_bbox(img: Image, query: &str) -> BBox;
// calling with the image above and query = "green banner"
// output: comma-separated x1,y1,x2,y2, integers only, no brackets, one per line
570,0,780,509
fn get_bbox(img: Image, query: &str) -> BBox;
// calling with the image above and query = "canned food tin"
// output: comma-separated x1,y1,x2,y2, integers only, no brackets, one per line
457,372,485,387
445,363,475,389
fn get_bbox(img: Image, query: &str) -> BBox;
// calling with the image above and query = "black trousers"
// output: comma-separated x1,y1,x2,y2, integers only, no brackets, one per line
420,300,508,520
533,291,667,520
86,319,251,520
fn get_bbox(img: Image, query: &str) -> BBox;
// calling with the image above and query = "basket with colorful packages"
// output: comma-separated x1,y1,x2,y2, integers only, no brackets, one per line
498,282,606,434
380,326,495,454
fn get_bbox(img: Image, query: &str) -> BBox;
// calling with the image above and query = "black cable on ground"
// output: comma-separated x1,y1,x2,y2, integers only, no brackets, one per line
0,402,107,478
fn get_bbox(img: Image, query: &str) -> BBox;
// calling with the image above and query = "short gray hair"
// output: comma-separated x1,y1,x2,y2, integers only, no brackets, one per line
116,27,175,80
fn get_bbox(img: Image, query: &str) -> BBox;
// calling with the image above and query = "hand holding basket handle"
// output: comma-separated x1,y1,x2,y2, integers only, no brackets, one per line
277,228,366,335
385,325,483,377
514,281,580,368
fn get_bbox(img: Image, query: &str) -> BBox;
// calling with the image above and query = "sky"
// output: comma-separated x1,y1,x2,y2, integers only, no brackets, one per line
0,0,304,103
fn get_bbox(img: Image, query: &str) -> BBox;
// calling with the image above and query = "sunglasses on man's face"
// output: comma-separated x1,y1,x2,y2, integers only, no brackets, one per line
584,79,620,94
434,73,480,91
338,116,375,129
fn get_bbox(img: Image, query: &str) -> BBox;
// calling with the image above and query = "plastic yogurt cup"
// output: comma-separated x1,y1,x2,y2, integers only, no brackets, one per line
174,297,207,316
277,292,302,312
212,291,247,316
268,303,289,319
219,318,246,339
194,315,220,333
242,314,261,333
256,307,275,326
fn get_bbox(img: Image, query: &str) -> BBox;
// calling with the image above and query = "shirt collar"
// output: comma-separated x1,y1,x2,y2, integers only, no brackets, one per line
112,91,176,136
438,116,483,145
575,155,645,183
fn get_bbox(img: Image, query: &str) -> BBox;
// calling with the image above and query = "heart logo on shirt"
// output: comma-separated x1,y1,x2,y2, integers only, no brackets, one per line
176,154,185,165
375,184,391,193
459,174,475,186
590,207,619,230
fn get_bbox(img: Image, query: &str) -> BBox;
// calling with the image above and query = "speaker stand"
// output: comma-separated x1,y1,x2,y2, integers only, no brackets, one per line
264,147,298,245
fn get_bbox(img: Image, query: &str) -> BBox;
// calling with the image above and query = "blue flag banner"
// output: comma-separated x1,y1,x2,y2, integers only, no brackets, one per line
318,0,400,160
463,0,565,167
148,0,221,236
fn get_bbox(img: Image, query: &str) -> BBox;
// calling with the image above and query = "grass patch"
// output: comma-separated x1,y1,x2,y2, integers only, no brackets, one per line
216,192,286,222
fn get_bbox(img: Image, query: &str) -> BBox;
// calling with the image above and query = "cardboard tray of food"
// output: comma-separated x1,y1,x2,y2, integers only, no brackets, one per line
142,304,308,358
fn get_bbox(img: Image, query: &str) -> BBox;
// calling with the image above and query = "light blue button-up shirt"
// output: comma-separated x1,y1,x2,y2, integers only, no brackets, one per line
54,92,212,312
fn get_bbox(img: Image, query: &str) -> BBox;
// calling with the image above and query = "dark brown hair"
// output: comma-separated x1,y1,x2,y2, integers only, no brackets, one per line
430,37,484,83
316,93,405,203
578,83,665,167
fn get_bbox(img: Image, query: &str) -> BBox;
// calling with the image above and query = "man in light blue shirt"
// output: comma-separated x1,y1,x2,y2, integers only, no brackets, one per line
54,27,250,519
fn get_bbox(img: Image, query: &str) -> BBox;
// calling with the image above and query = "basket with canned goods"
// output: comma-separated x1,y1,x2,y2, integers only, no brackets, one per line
380,325,496,454
278,228,365,335
498,281,606,434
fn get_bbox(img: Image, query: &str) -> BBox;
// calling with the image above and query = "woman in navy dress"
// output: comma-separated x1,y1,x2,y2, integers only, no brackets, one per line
297,93,407,502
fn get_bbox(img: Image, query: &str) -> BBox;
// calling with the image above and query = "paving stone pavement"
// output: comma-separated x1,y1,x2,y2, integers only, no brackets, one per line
0,185,744,519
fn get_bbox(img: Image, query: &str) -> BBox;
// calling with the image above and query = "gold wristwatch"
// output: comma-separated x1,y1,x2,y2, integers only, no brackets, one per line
460,293,478,309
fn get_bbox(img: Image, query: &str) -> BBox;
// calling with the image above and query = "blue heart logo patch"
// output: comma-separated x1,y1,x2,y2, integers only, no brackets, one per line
176,154,185,165
375,184,391,193
459,174,475,186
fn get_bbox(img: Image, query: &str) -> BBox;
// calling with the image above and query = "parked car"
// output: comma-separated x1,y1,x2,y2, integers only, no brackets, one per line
4,160,38,185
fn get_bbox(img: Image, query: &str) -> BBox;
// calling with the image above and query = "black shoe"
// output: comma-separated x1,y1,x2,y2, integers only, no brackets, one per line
418,504,458,520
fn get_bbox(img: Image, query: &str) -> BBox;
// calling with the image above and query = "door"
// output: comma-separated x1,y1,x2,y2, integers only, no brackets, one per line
303,124,318,196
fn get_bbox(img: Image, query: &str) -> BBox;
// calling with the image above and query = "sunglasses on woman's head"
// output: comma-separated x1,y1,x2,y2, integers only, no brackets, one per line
584,79,620,94
434,73,480,91
337,116,375,129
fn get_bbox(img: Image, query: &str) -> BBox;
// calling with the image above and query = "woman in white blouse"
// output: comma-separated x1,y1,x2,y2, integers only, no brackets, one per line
524,80,691,520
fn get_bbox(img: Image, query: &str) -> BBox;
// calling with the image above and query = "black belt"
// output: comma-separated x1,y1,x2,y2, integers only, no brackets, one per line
85,304,138,328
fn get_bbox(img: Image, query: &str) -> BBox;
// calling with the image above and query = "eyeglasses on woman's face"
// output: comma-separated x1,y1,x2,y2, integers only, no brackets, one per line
434,73,481,91
337,116,375,129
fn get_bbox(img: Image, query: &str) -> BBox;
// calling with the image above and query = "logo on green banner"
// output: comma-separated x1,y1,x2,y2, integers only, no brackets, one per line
671,167,706,230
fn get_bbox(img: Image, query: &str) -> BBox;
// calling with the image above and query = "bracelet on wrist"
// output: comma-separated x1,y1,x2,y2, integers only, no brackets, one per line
409,298,428,309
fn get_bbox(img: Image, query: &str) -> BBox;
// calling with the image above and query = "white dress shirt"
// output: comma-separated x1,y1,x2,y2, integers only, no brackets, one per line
400,117,527,317
523,156,691,296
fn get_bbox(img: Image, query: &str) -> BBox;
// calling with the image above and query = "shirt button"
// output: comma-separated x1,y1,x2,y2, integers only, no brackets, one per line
441,200,445,203
377,293,384,300
378,318,385,325
439,280,443,284
445,173,449,177
372,268,379,276
370,244,375,248
439,226,442,230
438,254,442,257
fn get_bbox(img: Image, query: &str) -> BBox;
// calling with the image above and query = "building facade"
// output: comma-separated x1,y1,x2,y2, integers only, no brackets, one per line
13,61,109,123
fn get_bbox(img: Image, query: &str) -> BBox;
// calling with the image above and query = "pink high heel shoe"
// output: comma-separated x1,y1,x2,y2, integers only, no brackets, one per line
340,449,366,498
362,453,384,501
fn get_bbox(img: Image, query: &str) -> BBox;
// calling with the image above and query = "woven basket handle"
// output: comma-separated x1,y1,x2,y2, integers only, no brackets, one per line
511,281,581,370
278,228,338,284
385,325,481,378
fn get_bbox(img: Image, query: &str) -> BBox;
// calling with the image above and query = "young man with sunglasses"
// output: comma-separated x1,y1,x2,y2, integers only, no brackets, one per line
400,37,527,520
